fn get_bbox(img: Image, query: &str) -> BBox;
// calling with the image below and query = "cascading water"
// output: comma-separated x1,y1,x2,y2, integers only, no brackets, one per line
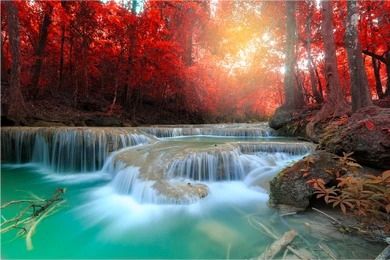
166,148,246,181
0,126,313,203
138,123,276,138
105,139,314,204
238,142,315,155
2,125,383,259
1,127,151,172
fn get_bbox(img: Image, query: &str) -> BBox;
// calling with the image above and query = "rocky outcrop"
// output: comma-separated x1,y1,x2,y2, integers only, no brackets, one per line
320,106,390,169
269,151,373,210
269,106,319,138
269,104,390,169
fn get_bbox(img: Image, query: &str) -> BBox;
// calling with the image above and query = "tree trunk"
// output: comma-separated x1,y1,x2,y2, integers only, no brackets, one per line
284,1,304,109
69,35,74,90
184,25,193,66
5,1,27,122
319,0,348,116
305,3,322,104
81,41,89,98
345,0,372,112
125,0,138,110
306,0,349,140
385,52,390,96
313,64,324,100
30,4,53,99
58,24,65,90
1,33,9,84
372,57,384,99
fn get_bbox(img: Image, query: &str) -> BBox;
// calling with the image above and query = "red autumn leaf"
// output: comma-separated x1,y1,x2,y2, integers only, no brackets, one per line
364,120,375,131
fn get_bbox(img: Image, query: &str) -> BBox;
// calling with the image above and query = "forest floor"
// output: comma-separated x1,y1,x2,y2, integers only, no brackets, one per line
1,93,266,126
1,95,206,126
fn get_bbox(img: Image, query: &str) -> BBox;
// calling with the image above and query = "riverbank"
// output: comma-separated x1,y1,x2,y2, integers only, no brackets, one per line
1,95,268,127
267,104,390,247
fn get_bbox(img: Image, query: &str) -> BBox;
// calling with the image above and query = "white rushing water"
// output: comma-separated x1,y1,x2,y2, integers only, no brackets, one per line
1,125,314,230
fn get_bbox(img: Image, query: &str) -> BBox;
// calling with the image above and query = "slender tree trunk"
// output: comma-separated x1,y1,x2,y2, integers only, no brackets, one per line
126,0,138,111
1,33,9,84
319,0,348,116
385,52,390,96
372,57,384,99
313,64,324,100
81,41,89,98
184,25,193,66
305,3,322,104
30,4,53,99
58,24,65,90
284,1,304,108
69,35,74,90
109,50,124,114
5,1,27,122
183,6,194,66
345,0,372,112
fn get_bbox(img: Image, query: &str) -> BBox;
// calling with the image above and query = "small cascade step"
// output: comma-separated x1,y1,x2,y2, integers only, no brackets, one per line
238,142,315,155
138,123,276,138
107,139,313,204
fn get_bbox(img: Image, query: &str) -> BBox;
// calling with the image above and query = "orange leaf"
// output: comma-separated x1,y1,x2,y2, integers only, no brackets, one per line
340,203,347,214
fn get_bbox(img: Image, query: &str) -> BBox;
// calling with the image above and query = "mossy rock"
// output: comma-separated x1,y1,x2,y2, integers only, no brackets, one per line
269,151,351,210
320,106,390,169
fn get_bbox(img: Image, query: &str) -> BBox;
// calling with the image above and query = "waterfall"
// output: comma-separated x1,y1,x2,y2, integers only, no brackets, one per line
138,123,276,138
238,142,315,155
166,148,246,181
164,142,313,182
1,127,151,172
1,125,315,205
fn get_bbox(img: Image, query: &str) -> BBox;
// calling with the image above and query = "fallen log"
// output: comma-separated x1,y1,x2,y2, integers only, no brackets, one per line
258,229,297,260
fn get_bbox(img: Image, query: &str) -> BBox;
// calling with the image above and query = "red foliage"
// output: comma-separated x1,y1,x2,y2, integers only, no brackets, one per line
1,0,389,121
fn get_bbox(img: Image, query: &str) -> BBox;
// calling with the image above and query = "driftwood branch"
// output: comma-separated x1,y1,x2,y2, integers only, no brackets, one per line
259,230,297,259
312,207,342,225
248,217,310,260
1,188,66,250
375,245,390,260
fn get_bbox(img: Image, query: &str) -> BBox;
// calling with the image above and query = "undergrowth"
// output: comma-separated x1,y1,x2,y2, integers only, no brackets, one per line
307,153,390,241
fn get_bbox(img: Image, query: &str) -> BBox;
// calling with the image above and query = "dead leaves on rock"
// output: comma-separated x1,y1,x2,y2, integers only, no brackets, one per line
307,170,390,235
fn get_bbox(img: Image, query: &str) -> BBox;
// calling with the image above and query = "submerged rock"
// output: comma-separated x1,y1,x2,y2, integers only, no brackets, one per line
320,106,390,169
269,151,369,210
153,181,208,203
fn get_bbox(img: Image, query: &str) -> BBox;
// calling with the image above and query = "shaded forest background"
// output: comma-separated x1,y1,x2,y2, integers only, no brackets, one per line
1,0,389,125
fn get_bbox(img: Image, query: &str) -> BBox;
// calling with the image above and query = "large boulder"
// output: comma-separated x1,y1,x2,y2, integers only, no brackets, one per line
320,106,390,169
269,106,319,138
269,151,369,211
